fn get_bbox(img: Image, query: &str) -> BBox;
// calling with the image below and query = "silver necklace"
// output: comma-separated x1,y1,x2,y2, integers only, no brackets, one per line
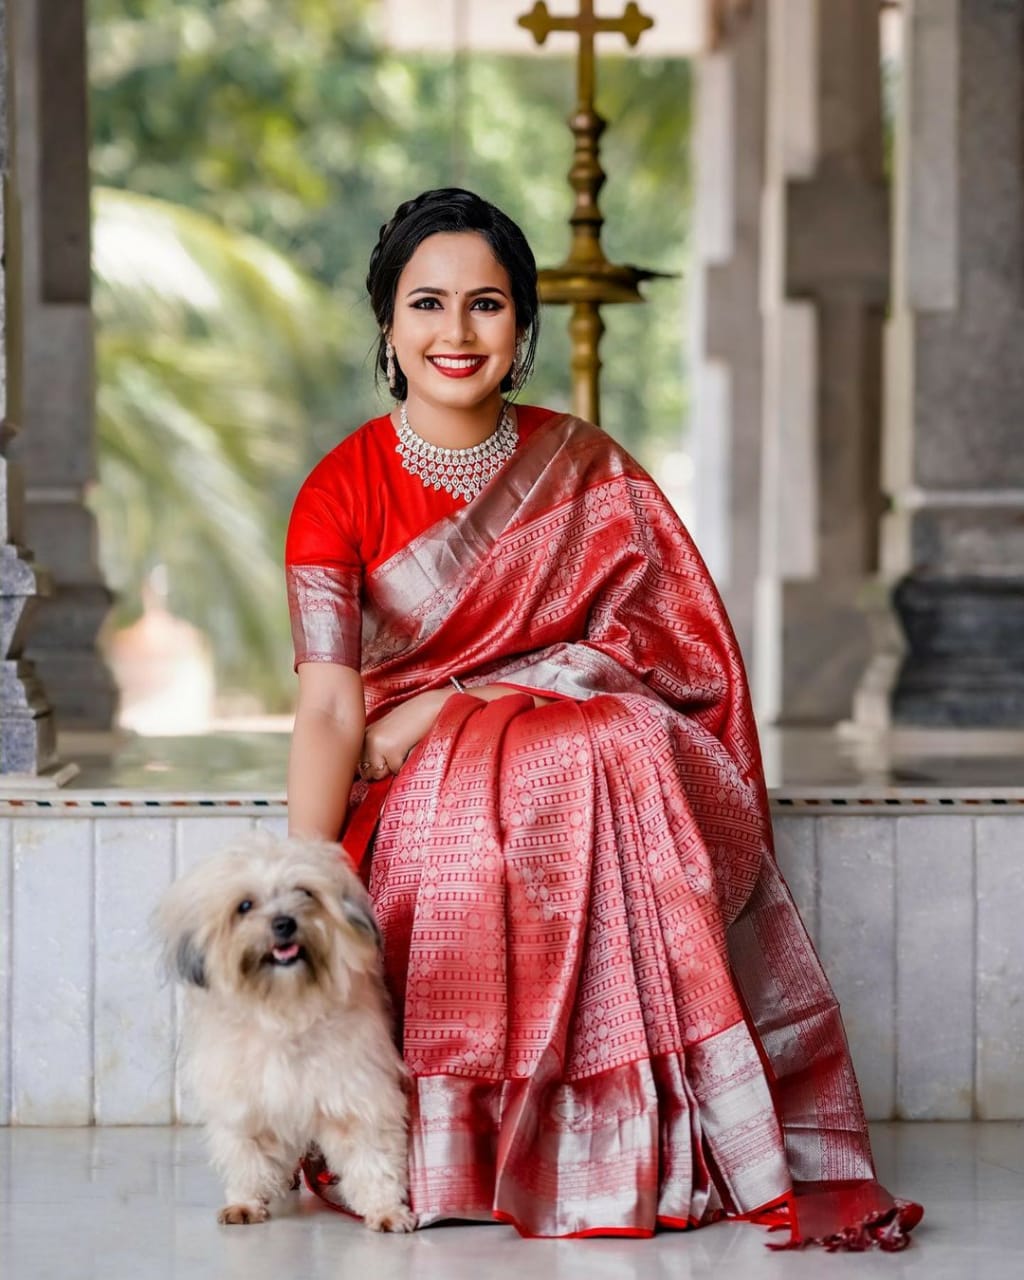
396,401,517,502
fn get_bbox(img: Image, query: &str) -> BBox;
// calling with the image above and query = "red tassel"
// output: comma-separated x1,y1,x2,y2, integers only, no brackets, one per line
767,1199,923,1253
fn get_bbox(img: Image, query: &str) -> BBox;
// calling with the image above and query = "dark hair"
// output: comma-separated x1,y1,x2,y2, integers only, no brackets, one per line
366,188,540,400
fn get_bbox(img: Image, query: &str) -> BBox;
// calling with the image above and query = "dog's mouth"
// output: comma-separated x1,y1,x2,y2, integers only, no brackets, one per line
265,942,306,968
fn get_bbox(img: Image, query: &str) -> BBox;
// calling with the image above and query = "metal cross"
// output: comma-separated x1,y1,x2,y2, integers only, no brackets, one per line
518,1,654,106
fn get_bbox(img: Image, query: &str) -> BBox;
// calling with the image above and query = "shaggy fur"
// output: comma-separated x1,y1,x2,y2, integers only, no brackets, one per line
156,833,414,1230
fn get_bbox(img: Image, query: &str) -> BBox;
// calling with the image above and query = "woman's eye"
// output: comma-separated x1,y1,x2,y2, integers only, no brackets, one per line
411,297,441,310
237,899,253,915
472,298,502,312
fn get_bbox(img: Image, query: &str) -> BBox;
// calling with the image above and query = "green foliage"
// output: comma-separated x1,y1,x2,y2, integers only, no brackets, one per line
91,186,345,707
89,0,691,708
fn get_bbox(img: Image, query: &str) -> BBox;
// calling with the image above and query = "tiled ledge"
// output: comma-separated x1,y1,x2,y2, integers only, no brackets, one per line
3,789,1024,815
0,796,287,815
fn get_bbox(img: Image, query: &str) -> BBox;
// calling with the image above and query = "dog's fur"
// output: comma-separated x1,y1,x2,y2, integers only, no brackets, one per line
156,833,414,1230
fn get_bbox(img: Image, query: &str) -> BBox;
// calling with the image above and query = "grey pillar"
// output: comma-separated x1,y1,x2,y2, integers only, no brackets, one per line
7,0,116,729
755,0,889,726
0,0,57,774
690,2,766,669
885,0,1024,726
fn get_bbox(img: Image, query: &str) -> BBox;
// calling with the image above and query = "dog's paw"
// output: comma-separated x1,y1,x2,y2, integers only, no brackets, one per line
218,1201,270,1226
363,1204,417,1233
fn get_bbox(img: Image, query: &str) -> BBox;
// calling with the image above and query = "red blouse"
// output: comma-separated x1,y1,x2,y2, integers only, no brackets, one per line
285,404,558,669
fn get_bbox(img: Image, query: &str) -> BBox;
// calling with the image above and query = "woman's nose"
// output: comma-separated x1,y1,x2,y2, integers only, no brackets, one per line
444,308,474,345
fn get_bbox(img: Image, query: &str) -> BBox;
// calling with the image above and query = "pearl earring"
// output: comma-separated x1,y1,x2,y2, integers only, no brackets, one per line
385,338,396,391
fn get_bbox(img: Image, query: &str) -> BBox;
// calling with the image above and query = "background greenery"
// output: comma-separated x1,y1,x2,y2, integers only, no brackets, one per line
89,0,691,710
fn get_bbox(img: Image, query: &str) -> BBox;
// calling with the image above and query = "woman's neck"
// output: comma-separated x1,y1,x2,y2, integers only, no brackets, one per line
394,392,509,449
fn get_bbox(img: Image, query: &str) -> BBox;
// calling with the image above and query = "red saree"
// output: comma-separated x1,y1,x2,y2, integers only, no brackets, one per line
286,409,921,1247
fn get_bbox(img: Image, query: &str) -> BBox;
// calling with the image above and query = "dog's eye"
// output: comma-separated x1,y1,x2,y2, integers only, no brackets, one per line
236,899,254,915
297,887,315,899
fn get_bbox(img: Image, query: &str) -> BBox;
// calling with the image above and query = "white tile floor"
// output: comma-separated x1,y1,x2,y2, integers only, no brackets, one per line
1,1123,1021,1280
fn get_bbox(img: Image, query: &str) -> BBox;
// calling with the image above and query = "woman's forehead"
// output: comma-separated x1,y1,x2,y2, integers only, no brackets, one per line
399,232,508,290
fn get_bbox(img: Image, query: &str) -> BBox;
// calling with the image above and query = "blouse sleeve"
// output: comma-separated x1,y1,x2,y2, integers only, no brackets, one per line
285,471,362,671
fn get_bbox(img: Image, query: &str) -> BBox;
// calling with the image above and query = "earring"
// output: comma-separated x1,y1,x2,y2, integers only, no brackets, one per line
511,339,526,389
385,338,396,391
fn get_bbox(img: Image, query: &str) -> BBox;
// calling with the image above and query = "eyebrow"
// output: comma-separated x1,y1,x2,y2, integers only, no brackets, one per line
406,285,509,300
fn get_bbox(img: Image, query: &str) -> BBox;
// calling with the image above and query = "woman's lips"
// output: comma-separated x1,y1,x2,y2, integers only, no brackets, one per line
428,355,487,379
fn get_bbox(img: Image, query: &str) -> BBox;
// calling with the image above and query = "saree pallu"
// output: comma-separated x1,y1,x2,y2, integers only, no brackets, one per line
305,415,920,1246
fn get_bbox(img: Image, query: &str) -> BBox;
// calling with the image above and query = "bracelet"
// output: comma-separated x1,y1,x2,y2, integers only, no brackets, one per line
450,676,467,694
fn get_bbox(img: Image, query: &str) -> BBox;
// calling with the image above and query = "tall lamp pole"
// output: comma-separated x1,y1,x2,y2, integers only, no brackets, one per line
517,1,666,426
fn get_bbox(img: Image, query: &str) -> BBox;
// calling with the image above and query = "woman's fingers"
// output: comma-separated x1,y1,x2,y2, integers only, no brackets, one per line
357,756,389,779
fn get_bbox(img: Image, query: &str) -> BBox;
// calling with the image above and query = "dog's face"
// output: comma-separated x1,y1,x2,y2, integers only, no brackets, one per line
157,835,380,1011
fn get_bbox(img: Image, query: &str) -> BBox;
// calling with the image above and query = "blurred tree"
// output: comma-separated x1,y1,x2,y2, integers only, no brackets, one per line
89,0,690,709
91,186,344,707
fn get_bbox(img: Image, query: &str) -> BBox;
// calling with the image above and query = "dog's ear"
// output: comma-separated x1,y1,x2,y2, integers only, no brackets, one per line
342,898,382,948
174,933,208,988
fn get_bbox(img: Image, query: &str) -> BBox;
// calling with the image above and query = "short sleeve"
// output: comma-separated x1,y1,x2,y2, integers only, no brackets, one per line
285,470,362,671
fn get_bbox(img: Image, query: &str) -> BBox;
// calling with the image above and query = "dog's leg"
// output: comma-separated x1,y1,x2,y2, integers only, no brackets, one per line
208,1126,297,1225
316,1116,416,1233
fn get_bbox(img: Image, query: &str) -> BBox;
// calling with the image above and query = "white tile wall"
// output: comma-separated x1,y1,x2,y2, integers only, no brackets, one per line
976,817,1024,1120
12,820,94,1124
817,816,897,1120
94,820,176,1124
0,821,12,1123
896,816,975,1119
0,809,1020,1123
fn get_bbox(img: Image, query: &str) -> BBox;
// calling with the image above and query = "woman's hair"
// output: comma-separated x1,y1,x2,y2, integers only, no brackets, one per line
366,188,540,400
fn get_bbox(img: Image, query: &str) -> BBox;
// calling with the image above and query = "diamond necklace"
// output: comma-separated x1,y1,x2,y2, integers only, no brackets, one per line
396,401,517,502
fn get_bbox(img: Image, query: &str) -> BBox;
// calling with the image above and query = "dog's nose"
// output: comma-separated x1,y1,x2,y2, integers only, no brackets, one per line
271,915,297,940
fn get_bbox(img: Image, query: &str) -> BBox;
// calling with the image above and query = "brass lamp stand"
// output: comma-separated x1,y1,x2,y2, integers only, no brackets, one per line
517,1,666,426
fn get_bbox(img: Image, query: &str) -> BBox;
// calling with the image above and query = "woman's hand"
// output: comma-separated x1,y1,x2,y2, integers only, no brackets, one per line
358,688,448,779
358,683,555,780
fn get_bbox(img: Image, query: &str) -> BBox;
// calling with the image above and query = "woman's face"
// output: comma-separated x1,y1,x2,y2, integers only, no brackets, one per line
389,231,518,418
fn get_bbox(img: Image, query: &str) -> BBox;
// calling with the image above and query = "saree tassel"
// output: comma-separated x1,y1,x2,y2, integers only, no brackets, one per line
766,1199,924,1253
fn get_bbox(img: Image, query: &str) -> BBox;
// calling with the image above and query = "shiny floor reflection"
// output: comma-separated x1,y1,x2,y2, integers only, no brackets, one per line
1,1124,1021,1280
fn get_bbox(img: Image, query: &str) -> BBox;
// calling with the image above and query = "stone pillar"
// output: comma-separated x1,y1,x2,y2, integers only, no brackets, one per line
754,0,889,725
885,0,1024,726
0,0,57,774
6,0,116,729
690,2,766,668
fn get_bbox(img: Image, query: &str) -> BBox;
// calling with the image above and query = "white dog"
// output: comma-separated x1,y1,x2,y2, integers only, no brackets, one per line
156,833,415,1231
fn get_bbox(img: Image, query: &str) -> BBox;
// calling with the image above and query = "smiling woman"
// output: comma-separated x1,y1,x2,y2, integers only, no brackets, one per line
281,188,921,1248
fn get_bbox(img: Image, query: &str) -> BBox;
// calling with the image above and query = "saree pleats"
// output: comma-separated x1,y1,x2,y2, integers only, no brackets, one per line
366,692,795,1236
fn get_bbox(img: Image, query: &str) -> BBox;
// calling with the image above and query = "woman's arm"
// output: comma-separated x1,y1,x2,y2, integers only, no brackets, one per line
363,684,551,776
287,662,366,840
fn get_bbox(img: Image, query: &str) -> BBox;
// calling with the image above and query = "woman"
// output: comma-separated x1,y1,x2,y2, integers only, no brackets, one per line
285,188,920,1247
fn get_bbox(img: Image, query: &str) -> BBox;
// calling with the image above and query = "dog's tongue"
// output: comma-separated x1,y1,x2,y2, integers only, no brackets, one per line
273,943,300,962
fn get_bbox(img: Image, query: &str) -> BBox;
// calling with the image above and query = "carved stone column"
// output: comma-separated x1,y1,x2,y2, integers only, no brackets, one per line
0,0,57,774
755,0,888,725
6,0,116,729
690,1,766,669
885,0,1024,726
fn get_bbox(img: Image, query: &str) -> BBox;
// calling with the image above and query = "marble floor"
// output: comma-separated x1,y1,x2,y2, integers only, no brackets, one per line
1,1124,1022,1280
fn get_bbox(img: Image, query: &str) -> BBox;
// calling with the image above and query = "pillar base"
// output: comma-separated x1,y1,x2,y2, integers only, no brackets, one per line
893,576,1024,727
1,659,58,772
25,584,118,729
